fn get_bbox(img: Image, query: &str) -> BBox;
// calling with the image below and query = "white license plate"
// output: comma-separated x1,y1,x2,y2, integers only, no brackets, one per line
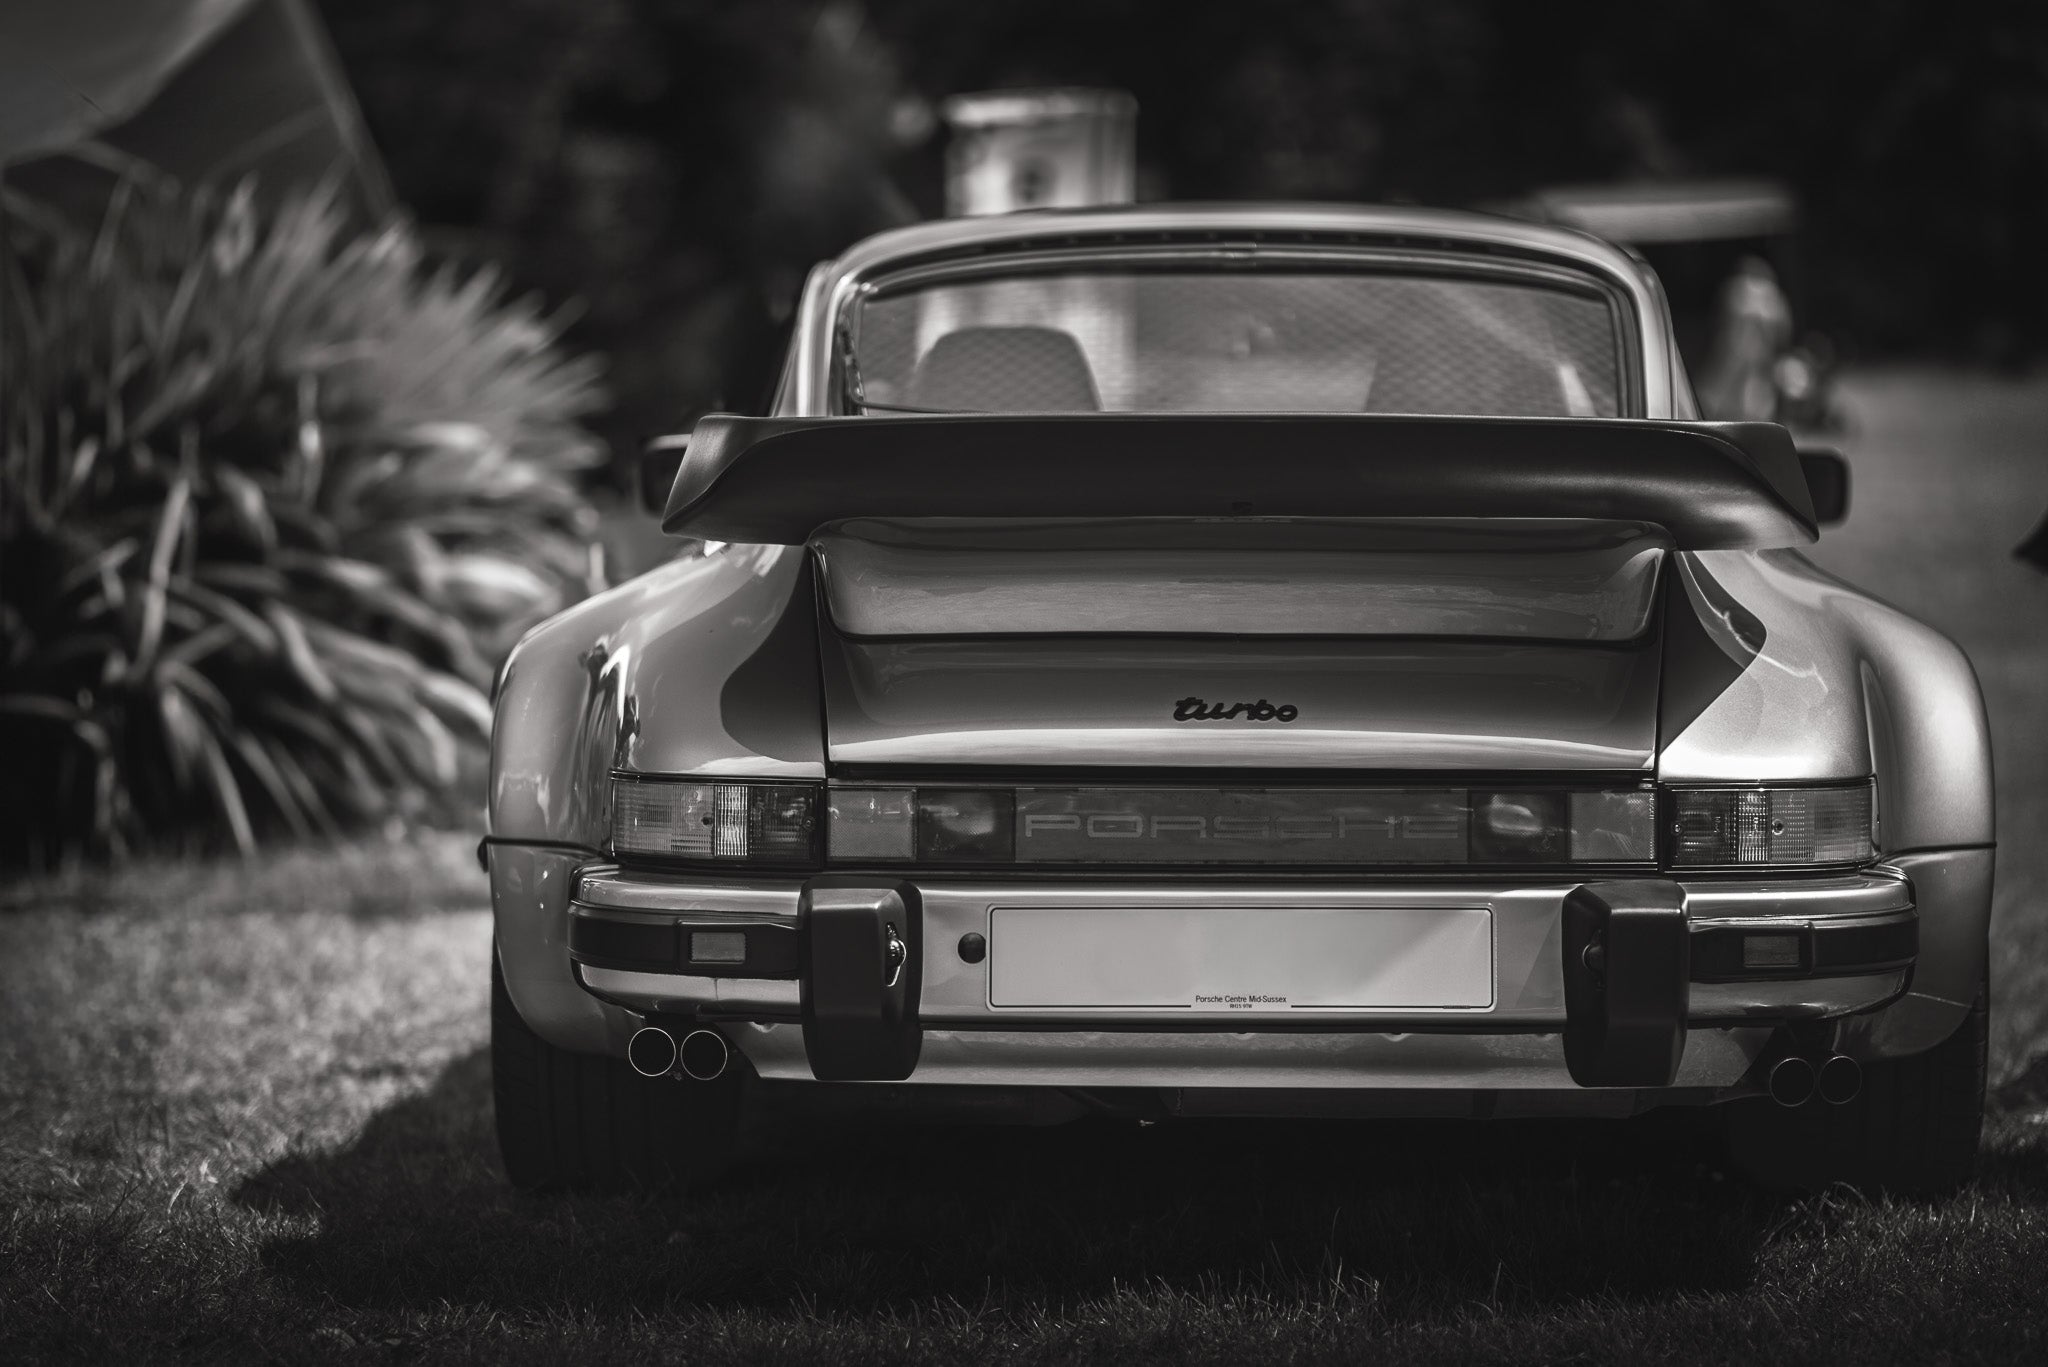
988,905,1494,1011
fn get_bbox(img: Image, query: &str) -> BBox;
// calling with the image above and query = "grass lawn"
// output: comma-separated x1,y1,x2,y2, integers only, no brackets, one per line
5,367,2047,1364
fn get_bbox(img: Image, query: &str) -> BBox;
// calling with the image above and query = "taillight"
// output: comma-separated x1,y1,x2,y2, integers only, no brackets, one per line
606,776,1872,872
1663,782,1874,868
609,776,821,865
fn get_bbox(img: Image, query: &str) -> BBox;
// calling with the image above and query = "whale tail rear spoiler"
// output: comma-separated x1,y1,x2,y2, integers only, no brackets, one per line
658,412,1819,550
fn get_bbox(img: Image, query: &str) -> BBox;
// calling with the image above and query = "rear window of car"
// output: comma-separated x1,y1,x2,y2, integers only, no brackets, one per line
842,266,1627,417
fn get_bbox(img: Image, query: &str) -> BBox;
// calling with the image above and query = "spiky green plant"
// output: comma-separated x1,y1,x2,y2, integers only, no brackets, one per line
1,180,606,865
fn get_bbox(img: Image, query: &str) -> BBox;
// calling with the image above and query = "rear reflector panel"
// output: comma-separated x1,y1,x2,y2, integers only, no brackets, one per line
1568,789,1657,861
1015,788,1468,864
919,790,1016,862
827,787,915,860
829,784,1656,869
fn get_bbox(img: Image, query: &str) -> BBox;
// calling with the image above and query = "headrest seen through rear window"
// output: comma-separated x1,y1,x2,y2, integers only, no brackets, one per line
907,326,1102,412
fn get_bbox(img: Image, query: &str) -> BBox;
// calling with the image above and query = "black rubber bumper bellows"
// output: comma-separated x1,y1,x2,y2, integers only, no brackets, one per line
1562,880,1690,1087
799,878,923,1081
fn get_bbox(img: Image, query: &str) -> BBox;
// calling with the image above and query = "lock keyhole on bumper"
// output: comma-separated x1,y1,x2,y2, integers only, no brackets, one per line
884,922,906,987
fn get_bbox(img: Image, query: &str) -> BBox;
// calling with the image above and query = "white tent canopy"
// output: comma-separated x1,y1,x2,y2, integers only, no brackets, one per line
0,0,387,212
0,0,256,164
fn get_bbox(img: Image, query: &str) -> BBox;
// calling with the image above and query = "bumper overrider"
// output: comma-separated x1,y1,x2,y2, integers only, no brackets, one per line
557,863,1920,1093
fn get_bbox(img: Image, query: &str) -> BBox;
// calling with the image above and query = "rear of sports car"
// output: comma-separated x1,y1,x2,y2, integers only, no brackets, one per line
567,514,1912,1107
486,210,1989,1196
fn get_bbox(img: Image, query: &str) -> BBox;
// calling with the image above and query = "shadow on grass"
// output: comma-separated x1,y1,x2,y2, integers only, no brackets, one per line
1982,1056,2048,1202
233,1048,1792,1324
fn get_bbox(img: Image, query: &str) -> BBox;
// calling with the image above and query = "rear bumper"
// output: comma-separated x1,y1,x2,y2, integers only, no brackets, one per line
557,864,1920,1092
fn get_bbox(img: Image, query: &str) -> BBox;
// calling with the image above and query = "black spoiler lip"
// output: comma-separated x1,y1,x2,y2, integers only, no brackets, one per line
660,413,1816,549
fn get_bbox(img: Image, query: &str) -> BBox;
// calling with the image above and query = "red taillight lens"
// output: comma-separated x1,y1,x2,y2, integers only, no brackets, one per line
1568,789,1657,861
917,789,1016,862
827,787,914,860
1470,791,1569,862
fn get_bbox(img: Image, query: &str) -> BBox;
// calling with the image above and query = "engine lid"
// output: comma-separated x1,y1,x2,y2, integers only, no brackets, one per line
815,517,1667,641
821,636,1662,773
813,517,1667,772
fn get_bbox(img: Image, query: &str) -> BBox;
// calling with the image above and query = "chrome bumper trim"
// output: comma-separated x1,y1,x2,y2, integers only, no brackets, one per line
568,865,1912,919
1687,971,1909,1022
1677,870,1910,918
579,965,801,1016
573,867,804,916
568,866,1916,1036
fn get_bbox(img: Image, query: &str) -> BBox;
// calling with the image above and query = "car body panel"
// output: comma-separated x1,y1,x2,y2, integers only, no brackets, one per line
488,543,822,1041
1660,549,1994,850
814,518,1670,641
821,633,1663,771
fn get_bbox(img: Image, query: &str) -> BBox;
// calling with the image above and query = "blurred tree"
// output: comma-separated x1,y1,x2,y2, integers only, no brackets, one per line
319,0,923,474
1,181,604,864
317,0,2048,475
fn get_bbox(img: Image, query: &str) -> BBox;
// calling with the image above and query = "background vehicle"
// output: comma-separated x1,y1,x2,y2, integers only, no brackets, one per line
486,204,1992,1195
1506,179,1841,431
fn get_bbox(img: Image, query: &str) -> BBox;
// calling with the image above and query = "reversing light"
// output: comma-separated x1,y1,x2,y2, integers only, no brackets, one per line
610,776,820,864
1665,782,1873,868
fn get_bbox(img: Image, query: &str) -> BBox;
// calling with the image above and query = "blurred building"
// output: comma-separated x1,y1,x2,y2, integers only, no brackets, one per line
918,89,1141,409
941,88,1136,216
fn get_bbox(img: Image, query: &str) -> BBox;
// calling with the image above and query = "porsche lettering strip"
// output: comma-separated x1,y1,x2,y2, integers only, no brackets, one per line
1013,787,1469,864
987,905,1495,1011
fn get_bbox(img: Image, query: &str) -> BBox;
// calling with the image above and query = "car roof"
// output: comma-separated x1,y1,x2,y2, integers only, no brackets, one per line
823,201,1654,290
783,202,1681,419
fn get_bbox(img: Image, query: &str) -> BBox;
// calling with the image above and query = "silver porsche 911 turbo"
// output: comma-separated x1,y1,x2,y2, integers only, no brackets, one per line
483,204,1993,1194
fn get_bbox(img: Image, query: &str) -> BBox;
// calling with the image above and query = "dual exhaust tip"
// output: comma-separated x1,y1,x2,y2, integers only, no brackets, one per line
627,1025,729,1082
1767,1053,1862,1108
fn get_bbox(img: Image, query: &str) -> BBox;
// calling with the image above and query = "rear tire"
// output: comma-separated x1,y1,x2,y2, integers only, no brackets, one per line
491,951,747,1190
1722,986,1987,1196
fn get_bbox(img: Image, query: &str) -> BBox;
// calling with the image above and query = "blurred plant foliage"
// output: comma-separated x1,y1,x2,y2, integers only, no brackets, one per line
0,179,605,866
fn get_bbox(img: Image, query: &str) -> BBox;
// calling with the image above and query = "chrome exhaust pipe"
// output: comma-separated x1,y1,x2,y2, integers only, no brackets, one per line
627,1025,678,1079
1767,1055,1817,1108
1818,1054,1863,1106
678,1029,729,1082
